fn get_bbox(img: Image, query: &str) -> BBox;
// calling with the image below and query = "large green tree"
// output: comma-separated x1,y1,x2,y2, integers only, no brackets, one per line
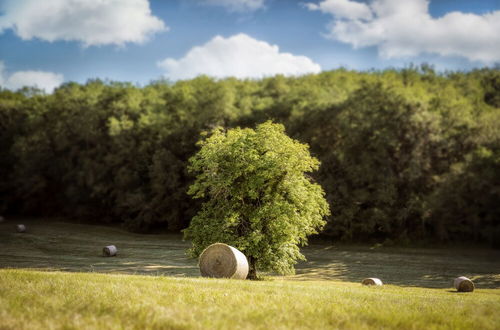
184,122,330,279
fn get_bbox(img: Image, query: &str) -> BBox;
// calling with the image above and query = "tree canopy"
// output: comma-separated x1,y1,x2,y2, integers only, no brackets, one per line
0,67,498,246
184,122,330,278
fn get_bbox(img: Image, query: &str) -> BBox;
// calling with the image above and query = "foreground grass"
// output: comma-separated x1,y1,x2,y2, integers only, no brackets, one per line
1,269,499,330
1,219,500,329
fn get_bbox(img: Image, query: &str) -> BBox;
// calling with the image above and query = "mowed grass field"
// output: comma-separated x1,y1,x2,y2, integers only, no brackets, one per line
1,218,500,329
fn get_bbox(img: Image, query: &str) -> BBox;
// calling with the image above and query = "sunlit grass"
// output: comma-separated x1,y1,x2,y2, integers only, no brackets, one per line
1,218,499,329
0,269,499,329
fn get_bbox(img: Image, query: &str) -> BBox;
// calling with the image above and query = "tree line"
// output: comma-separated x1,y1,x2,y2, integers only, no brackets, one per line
1,66,499,245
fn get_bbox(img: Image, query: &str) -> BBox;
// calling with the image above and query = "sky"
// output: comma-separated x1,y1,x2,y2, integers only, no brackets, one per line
0,0,499,92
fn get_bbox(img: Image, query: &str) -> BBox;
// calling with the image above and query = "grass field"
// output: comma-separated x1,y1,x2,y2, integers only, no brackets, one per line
1,217,500,329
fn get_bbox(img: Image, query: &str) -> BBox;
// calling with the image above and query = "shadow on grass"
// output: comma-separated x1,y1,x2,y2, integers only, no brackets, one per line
1,217,499,288
292,244,500,288
0,218,199,277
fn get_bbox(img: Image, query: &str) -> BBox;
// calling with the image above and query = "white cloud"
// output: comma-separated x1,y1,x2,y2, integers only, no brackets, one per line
0,62,63,93
0,0,166,47
305,0,372,20
306,0,500,63
200,0,265,12
157,34,321,80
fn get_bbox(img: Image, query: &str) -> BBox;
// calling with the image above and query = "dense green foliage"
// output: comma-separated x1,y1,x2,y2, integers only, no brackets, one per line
184,122,329,277
0,66,499,244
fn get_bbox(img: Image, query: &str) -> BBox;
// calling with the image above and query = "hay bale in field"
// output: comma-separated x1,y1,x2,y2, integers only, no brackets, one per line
103,245,117,257
362,278,383,286
16,224,26,233
454,276,474,292
199,243,249,279
0,215,5,223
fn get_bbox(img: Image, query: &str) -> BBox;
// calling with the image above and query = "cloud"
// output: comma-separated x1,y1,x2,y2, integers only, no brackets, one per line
157,34,321,80
306,0,500,63
0,0,166,46
0,62,64,93
305,0,372,20
199,0,265,12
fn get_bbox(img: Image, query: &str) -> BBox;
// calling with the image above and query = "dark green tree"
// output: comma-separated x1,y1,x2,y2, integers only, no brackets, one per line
302,83,456,241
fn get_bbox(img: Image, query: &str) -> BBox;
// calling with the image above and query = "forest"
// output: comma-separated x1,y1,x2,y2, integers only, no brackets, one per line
1,65,499,246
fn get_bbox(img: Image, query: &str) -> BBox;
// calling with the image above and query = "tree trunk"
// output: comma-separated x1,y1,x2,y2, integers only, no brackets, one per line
247,256,258,280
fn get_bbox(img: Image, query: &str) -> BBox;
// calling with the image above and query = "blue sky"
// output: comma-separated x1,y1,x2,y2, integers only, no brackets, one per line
0,0,499,91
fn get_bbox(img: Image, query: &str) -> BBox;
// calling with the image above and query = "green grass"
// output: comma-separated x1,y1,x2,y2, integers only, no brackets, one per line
1,270,499,329
1,218,500,329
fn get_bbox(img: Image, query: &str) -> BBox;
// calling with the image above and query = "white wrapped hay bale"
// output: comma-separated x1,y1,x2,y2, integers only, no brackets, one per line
103,245,118,257
199,243,249,279
362,278,383,286
454,276,474,292
16,224,26,233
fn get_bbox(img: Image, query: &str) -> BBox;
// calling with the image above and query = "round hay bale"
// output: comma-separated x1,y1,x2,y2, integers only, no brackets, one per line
362,278,383,286
0,216,5,223
103,245,117,257
16,224,26,233
454,276,474,292
199,243,249,279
